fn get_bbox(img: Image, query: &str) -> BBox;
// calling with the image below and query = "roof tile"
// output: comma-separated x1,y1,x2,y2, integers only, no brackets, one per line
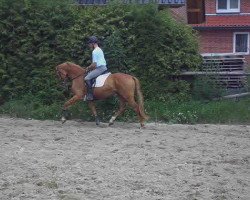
192,15,250,28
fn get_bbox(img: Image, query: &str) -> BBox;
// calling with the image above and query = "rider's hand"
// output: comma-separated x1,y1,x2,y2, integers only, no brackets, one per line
86,67,90,73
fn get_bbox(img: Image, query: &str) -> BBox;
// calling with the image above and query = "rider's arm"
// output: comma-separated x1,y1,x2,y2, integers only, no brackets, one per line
86,62,96,72
86,49,98,72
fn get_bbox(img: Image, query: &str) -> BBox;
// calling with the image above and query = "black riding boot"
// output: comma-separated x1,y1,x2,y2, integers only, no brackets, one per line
85,80,94,101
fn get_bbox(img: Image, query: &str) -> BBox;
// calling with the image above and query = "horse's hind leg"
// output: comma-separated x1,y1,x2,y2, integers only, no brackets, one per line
127,97,145,127
109,96,126,126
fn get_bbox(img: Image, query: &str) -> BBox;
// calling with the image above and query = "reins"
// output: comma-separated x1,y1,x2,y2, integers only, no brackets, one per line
66,62,86,81
56,65,86,92
70,73,84,81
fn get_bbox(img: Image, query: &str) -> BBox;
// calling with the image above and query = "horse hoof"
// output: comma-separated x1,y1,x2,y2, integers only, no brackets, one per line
61,117,67,124
109,117,116,126
140,124,146,129
95,117,100,126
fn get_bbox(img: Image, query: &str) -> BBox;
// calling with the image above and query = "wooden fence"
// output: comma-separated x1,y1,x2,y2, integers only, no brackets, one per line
181,55,249,89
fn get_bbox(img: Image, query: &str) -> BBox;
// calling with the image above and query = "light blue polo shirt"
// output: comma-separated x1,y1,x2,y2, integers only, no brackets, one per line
92,47,107,67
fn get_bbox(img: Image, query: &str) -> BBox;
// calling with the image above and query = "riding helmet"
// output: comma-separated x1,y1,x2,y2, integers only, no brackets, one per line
87,36,98,44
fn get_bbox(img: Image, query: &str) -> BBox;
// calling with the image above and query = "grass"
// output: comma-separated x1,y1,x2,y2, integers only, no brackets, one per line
0,94,249,125
146,98,250,124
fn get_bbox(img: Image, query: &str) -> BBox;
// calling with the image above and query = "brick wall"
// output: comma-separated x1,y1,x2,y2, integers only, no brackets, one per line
197,29,250,68
245,55,250,68
169,4,187,23
241,0,250,13
198,30,233,53
205,0,250,14
194,1,250,69
170,0,250,23
205,0,216,14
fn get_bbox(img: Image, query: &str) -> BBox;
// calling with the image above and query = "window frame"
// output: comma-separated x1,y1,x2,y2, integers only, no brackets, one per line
216,0,240,13
233,32,250,54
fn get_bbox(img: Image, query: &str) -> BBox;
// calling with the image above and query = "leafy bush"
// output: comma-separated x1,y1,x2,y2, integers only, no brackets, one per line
192,75,226,100
0,0,76,103
0,0,201,106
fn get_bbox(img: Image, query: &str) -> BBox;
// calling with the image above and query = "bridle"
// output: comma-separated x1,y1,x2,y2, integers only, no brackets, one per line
56,66,66,80
56,66,69,91
56,65,86,91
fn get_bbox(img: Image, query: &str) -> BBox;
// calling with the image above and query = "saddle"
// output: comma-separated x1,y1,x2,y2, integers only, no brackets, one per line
84,70,111,101
90,70,111,88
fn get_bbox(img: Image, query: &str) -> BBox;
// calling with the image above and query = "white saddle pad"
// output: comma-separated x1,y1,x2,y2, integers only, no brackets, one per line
93,72,111,87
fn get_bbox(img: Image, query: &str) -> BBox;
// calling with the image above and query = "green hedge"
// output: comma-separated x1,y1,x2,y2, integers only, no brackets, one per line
0,0,201,104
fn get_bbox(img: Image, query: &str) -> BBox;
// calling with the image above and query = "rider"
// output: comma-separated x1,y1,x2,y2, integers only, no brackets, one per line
85,36,107,101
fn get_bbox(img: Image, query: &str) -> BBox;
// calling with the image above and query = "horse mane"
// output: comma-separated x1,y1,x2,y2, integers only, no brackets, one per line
67,62,85,71
58,62,85,73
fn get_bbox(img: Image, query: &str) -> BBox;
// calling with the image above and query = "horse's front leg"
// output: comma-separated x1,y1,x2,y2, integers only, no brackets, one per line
88,101,100,125
61,95,82,123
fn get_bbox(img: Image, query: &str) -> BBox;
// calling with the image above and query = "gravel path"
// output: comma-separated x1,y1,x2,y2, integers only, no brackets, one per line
0,117,249,200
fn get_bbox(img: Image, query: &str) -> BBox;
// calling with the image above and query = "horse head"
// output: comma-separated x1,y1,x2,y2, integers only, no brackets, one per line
56,63,69,81
56,62,87,81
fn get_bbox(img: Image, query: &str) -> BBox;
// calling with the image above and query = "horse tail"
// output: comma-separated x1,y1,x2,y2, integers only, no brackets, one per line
133,77,149,121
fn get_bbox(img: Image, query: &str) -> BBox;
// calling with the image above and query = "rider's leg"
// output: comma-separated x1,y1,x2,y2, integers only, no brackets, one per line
85,79,94,101
84,66,108,101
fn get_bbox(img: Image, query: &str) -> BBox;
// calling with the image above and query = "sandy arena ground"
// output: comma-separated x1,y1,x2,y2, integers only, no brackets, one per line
0,117,249,200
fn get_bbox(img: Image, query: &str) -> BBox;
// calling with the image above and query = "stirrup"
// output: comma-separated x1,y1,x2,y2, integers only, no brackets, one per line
86,93,94,101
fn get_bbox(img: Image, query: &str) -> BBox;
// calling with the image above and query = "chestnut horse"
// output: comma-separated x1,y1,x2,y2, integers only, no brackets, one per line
56,62,149,127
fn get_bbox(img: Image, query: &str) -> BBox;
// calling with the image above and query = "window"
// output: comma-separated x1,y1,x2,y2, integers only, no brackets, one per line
234,33,249,54
217,0,240,13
